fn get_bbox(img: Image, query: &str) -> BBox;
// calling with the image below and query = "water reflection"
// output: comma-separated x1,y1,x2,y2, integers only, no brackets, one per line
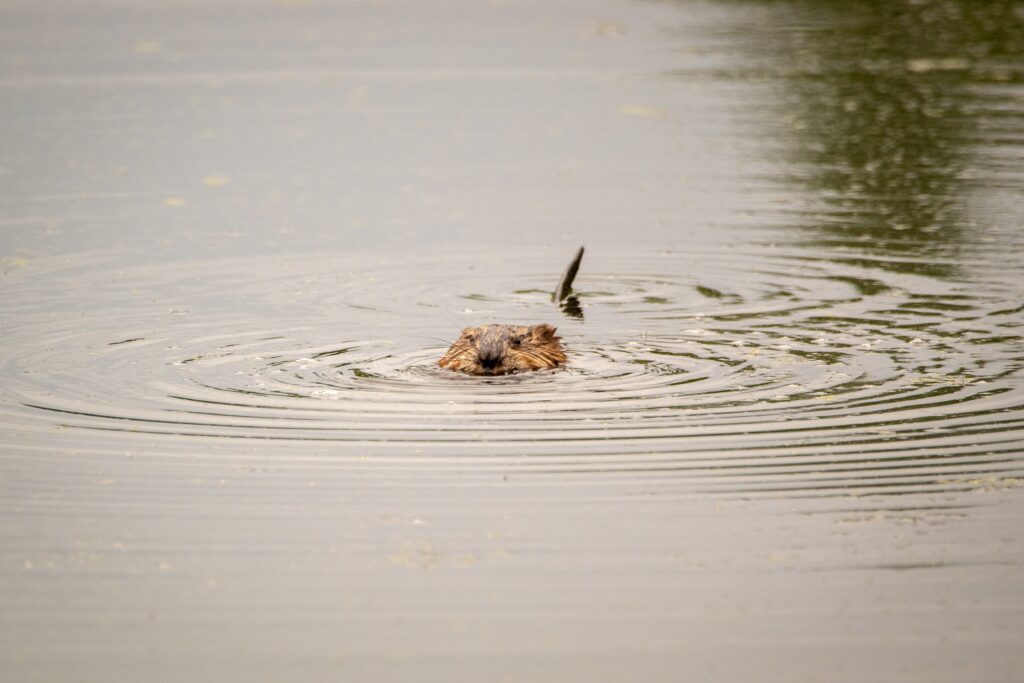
641,0,1024,496
715,0,1024,271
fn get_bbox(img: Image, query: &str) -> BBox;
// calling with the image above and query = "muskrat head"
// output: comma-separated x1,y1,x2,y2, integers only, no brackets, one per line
438,323,567,376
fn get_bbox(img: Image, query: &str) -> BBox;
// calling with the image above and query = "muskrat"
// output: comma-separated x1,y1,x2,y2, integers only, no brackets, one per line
438,324,566,376
438,247,582,376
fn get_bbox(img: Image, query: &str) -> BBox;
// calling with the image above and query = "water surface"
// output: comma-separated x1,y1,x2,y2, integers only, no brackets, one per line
2,0,1023,680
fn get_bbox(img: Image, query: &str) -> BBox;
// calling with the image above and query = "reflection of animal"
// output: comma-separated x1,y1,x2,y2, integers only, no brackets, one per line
438,324,566,376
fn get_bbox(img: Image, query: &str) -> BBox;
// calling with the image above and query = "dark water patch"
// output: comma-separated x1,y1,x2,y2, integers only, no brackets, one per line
107,337,146,346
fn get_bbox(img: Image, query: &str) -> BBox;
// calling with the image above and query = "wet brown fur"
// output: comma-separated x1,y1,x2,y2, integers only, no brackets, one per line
438,324,566,376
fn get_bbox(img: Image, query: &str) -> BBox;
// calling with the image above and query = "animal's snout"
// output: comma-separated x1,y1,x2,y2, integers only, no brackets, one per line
478,343,504,371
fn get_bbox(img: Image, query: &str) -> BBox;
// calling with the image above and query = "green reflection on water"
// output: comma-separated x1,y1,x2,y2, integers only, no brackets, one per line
703,0,1023,274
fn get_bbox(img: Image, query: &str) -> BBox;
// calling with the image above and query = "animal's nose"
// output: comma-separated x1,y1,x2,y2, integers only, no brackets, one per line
478,345,502,370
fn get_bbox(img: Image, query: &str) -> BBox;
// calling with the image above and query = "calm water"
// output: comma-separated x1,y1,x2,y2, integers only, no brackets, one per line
2,0,1023,681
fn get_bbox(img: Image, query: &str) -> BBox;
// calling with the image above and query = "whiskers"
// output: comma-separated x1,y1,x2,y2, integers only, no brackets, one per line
513,346,567,371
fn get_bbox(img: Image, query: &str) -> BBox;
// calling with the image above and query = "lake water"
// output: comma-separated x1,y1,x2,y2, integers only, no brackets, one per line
2,0,1023,680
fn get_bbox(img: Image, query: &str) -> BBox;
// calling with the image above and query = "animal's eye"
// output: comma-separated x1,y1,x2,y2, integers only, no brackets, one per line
511,336,523,347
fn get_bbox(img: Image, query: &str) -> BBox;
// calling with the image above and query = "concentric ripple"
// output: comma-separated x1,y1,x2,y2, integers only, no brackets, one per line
3,248,1022,497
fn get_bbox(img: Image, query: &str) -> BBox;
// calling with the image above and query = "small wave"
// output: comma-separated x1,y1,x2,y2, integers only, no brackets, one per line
2,249,1021,499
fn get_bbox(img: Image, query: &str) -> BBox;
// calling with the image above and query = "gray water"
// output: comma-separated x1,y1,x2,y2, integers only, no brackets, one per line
2,1,1024,681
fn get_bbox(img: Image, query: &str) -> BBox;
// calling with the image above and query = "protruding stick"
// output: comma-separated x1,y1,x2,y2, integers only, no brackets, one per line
553,246,585,304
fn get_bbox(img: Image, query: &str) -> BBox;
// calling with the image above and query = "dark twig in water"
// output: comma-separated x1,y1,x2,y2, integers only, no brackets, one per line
553,246,585,306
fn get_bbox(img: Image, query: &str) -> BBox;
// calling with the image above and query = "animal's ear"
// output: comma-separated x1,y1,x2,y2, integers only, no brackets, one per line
530,324,557,342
